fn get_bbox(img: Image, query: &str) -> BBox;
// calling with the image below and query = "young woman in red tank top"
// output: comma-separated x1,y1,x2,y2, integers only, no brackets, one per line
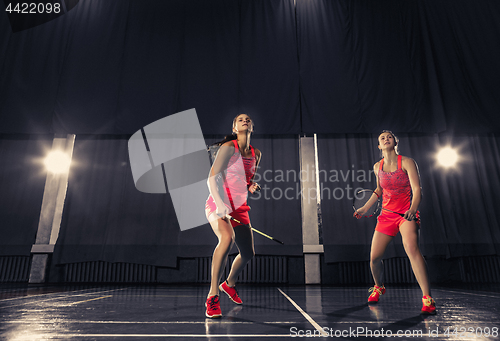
354,131,436,315
204,114,261,318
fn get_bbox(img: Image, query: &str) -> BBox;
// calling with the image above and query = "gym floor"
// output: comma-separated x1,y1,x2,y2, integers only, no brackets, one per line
0,283,499,340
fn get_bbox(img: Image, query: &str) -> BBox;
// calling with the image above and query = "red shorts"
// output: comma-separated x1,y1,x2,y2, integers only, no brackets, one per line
205,196,250,227
375,211,420,237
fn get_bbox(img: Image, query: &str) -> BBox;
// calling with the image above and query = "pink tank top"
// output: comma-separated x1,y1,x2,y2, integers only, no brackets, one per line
378,155,412,214
223,140,256,211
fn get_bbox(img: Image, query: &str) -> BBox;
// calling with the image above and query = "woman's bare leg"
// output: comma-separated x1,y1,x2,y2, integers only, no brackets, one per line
370,231,394,286
400,221,431,297
226,224,255,287
207,214,235,297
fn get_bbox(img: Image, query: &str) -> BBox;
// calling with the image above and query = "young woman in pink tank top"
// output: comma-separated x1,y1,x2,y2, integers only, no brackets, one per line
204,114,262,318
354,130,436,315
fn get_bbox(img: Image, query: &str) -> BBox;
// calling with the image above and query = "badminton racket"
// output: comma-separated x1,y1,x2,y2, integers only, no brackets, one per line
353,189,417,220
352,189,380,218
227,216,284,245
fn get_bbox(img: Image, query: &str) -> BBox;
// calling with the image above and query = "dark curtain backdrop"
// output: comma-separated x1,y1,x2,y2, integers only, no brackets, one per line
1,0,500,135
243,135,302,255
0,135,51,255
52,134,302,267
318,133,500,263
2,0,500,266
297,0,447,133
0,0,301,135
52,135,181,267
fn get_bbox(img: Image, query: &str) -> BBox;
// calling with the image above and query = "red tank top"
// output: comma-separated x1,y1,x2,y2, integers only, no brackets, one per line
378,155,412,214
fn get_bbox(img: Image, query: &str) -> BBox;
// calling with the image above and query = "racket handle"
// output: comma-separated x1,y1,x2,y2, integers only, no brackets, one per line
382,208,417,220
251,228,284,245
227,215,241,224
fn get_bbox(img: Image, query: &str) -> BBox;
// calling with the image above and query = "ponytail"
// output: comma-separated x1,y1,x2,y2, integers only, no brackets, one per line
213,134,237,147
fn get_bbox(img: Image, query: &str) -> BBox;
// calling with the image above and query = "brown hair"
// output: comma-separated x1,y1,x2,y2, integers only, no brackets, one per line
378,130,399,156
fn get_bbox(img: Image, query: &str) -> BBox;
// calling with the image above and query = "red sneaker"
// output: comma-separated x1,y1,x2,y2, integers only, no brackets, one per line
205,295,222,318
421,295,436,315
368,285,385,304
219,281,243,305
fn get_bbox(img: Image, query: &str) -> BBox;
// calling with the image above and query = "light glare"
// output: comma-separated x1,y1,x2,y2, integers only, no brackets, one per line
436,147,458,168
44,151,71,174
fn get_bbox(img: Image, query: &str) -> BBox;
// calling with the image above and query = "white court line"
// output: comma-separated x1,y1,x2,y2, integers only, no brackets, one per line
0,287,125,302
64,295,113,306
30,334,293,338
434,288,500,299
0,288,127,309
277,288,328,337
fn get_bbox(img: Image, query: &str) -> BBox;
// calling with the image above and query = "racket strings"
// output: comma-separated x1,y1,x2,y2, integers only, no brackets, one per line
353,190,380,217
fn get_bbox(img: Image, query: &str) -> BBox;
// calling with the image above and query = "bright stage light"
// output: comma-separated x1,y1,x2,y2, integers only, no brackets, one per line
436,147,459,168
44,151,71,174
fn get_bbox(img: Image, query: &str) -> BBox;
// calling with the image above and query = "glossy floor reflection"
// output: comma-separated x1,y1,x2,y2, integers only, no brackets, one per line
0,284,498,340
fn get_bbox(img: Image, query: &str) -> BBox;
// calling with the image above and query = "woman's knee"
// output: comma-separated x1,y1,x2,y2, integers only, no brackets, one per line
218,233,234,249
403,241,420,257
370,254,383,265
370,246,385,264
